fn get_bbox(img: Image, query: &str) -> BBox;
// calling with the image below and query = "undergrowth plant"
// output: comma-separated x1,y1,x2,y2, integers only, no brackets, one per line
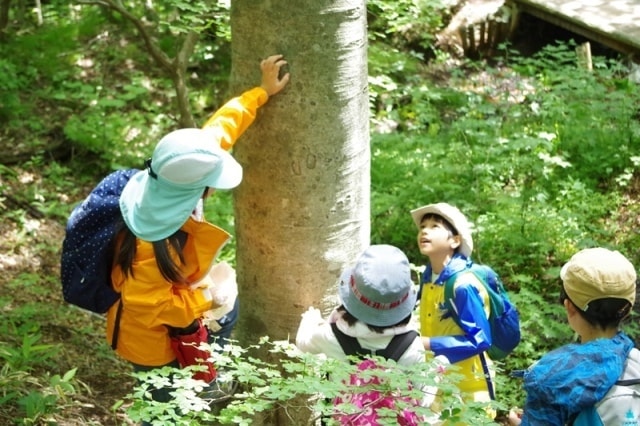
3,0,639,420
369,42,640,407
0,320,82,425
123,338,500,425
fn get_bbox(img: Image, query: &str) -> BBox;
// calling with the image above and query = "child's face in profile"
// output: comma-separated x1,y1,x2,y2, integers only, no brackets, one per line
416,215,459,258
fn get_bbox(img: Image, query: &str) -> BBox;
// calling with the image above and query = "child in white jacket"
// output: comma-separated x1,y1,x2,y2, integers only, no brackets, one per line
295,244,449,424
295,244,424,364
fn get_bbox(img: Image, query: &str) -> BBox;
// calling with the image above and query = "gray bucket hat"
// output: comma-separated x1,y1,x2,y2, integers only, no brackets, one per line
338,244,417,327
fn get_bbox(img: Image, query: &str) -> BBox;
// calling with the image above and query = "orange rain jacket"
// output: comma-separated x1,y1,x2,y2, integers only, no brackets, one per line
106,87,269,366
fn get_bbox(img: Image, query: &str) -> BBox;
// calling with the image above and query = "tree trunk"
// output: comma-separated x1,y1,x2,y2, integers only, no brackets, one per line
0,0,10,35
230,0,369,423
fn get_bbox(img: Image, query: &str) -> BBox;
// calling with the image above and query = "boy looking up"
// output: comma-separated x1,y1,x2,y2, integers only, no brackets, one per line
410,203,495,406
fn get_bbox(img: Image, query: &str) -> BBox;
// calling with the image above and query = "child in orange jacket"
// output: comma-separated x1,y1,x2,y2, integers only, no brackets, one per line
108,54,289,421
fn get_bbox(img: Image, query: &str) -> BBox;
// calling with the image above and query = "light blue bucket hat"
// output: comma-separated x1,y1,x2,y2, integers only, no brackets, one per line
119,128,243,241
338,244,417,327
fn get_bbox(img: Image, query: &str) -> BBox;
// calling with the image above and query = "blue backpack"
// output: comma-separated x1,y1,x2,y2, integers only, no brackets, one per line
443,264,520,361
60,169,138,314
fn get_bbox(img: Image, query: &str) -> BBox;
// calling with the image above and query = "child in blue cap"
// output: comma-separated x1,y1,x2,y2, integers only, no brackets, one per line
296,245,436,424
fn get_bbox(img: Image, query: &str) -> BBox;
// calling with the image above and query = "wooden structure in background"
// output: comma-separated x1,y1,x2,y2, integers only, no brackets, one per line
511,0,640,55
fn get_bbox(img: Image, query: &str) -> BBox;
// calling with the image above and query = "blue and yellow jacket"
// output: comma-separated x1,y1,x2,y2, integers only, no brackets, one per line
419,254,493,396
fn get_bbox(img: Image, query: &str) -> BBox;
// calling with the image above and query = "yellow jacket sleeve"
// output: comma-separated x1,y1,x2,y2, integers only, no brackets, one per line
201,86,269,151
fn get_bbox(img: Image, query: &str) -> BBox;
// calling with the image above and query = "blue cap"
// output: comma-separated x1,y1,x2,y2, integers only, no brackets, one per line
119,128,242,241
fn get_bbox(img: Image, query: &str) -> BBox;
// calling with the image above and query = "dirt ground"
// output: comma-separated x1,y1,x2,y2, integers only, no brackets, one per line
0,168,135,425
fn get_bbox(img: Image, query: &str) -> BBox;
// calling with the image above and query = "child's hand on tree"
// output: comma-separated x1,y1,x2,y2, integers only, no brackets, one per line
260,54,290,96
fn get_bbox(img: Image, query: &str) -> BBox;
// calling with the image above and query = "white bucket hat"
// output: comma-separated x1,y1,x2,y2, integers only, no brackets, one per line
410,203,474,257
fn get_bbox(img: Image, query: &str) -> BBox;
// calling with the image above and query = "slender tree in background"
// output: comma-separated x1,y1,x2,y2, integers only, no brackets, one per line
230,2,369,421
76,0,220,128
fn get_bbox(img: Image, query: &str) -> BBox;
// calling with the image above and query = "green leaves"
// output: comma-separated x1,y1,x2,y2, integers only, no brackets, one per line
124,338,495,425
0,329,81,425
369,40,640,413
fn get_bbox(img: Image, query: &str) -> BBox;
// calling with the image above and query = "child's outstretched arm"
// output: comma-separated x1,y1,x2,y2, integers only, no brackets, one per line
201,53,291,150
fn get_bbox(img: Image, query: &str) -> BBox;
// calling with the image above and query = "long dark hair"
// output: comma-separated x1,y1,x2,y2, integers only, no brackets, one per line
115,188,210,283
114,220,187,283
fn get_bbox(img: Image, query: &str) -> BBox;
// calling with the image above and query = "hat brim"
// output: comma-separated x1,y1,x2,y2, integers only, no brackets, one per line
560,248,637,310
410,204,473,258
338,266,417,327
119,147,243,241
204,148,243,190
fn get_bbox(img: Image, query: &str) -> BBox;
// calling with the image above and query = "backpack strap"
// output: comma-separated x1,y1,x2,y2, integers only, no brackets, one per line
110,299,124,350
331,322,371,357
616,378,640,386
443,266,492,324
417,266,429,301
330,322,419,362
443,272,462,322
443,268,496,399
377,330,419,362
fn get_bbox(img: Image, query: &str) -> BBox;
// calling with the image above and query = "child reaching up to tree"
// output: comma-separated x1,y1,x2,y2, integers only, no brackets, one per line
106,54,289,425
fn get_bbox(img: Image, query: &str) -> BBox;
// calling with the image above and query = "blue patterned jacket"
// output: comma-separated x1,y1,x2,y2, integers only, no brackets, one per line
520,332,634,425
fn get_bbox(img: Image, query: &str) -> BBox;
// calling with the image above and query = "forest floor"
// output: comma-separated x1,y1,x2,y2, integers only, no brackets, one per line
0,61,531,425
0,171,135,425
3,172,640,424
0,61,567,426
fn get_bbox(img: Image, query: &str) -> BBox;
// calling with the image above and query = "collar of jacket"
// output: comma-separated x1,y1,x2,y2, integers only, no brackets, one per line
422,253,471,285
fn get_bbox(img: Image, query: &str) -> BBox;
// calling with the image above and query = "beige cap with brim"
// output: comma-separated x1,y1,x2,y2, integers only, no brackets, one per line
561,247,637,312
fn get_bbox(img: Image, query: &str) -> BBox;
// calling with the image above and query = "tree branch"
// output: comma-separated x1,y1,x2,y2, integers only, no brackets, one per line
76,0,198,125
77,0,174,75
